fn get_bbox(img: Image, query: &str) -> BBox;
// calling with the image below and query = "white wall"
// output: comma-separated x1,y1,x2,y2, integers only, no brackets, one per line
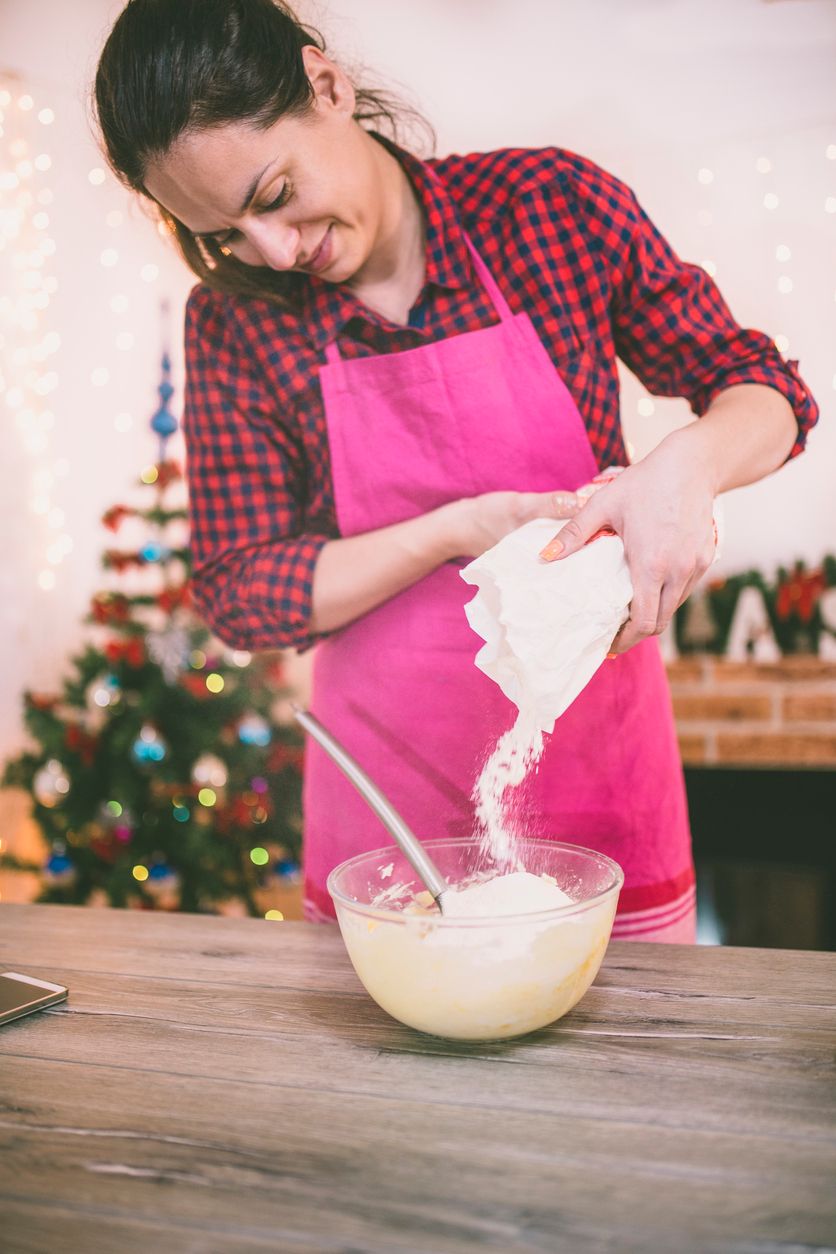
2,0,834,759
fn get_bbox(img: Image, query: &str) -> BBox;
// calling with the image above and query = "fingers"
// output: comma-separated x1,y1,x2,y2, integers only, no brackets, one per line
611,581,665,654
612,552,713,654
539,495,609,561
519,490,581,524
543,490,582,519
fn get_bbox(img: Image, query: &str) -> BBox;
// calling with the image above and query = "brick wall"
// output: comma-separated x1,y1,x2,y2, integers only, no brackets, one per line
667,656,836,767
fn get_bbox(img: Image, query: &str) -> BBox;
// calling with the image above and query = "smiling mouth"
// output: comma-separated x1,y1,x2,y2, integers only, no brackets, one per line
300,225,332,272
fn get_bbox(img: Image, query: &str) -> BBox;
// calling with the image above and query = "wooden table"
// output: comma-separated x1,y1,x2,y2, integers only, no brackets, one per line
1,904,834,1253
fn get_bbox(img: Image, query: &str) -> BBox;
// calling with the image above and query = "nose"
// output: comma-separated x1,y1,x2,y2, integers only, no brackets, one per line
243,220,301,271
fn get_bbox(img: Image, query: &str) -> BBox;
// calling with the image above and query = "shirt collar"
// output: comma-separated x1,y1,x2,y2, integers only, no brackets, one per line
296,132,474,347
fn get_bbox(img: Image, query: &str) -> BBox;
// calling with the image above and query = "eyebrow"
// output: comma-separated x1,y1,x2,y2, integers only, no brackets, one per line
191,159,277,241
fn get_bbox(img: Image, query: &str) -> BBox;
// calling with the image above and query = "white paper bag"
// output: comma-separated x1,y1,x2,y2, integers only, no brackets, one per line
461,519,632,735
461,501,722,736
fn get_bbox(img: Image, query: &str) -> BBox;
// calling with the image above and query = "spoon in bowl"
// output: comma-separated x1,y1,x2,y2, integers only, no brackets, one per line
292,706,450,914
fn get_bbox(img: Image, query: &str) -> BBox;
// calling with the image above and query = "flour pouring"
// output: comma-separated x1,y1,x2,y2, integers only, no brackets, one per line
462,484,723,868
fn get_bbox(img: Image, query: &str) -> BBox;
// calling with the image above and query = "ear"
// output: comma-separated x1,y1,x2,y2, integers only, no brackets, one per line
301,44,355,118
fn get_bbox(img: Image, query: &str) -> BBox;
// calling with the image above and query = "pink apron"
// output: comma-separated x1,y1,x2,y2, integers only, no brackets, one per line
303,232,695,942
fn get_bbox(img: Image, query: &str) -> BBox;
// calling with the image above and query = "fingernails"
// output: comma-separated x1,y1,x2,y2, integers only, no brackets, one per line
606,651,618,660
539,538,564,561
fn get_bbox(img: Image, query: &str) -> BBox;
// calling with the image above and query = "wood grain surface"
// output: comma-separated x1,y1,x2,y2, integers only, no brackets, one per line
1,903,834,1253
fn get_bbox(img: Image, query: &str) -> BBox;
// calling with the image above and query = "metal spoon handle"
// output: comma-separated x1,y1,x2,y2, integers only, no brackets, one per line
293,706,449,907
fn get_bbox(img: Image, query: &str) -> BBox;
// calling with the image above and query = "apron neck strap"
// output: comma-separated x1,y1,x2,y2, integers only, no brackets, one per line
324,230,512,364
461,230,514,321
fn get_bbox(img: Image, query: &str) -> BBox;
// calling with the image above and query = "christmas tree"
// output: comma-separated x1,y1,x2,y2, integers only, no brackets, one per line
2,347,303,915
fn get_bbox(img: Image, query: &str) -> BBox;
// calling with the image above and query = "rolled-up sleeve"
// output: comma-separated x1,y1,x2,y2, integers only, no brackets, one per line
183,286,332,650
573,166,819,459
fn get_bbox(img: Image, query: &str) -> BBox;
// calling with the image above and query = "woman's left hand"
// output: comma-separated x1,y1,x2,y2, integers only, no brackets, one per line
539,431,718,654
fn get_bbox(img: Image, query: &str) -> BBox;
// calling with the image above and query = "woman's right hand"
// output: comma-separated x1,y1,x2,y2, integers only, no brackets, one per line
442,489,582,559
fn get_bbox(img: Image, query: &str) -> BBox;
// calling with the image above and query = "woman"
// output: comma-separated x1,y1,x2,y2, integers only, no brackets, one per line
96,0,817,937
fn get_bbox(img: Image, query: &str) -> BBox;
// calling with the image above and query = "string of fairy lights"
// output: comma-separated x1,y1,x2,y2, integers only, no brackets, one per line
0,74,175,609
631,144,836,424
0,80,66,593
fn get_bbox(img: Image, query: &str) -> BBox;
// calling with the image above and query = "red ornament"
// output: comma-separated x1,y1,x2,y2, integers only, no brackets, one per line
268,743,304,773
64,723,99,766
103,550,142,573
105,638,145,668
156,460,182,489
102,505,135,532
89,834,118,863
180,672,211,698
91,591,131,625
157,583,192,612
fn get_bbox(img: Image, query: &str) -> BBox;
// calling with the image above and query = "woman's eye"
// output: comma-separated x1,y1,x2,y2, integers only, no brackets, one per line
207,184,291,248
260,183,292,213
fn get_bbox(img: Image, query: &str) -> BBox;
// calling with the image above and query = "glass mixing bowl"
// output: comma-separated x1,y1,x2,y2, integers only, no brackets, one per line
327,837,623,1042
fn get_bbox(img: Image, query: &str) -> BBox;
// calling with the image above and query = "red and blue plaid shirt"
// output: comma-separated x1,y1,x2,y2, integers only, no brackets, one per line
183,136,818,651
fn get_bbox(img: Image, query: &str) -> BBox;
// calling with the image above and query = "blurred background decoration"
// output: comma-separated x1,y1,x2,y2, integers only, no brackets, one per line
1,341,303,917
1,0,834,940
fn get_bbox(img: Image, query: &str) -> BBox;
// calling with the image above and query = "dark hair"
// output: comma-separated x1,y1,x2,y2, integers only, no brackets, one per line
94,0,434,305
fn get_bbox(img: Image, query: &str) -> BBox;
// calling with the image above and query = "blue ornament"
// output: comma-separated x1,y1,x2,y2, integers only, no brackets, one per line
46,853,73,874
238,714,272,747
131,723,167,765
151,405,178,439
273,859,300,880
150,344,179,460
148,862,171,880
140,536,162,561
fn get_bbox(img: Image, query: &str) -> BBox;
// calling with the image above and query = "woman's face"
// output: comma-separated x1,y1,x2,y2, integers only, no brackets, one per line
143,47,388,284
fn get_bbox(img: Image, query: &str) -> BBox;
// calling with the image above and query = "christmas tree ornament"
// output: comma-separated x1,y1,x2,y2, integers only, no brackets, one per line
150,346,179,461
33,759,71,808
147,624,191,682
238,714,272,747
89,831,119,864
144,860,181,908
140,540,171,563
274,858,301,881
191,753,229,789
44,841,75,881
86,673,122,710
224,648,253,668
131,723,168,765
148,859,173,881
99,800,134,842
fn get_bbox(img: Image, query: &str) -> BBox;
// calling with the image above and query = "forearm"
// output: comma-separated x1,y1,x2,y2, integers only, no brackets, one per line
309,504,460,634
665,383,798,495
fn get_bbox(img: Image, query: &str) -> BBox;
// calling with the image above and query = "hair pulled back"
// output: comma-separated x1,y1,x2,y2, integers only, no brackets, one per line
94,0,433,303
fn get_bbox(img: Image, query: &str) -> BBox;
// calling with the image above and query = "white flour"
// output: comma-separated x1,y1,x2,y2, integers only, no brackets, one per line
473,713,542,870
441,869,573,917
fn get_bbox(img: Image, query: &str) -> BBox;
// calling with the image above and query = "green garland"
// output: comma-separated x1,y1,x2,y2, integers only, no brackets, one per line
676,555,836,654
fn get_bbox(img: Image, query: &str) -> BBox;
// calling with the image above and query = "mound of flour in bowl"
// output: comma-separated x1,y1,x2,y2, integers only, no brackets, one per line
442,870,573,917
